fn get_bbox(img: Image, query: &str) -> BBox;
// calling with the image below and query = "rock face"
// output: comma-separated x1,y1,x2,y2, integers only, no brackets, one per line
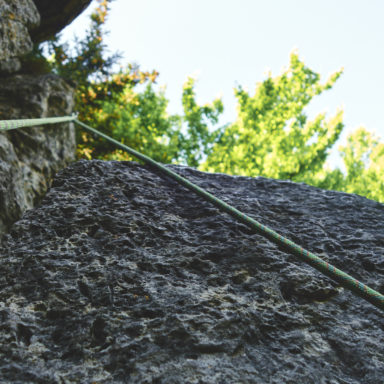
0,0,93,72
0,0,93,234
0,160,383,383
0,0,40,74
0,74,75,234
31,0,93,42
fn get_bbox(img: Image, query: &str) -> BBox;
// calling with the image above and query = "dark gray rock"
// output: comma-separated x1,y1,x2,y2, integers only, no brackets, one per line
0,0,89,232
0,160,383,383
0,74,75,234
0,0,92,73
0,0,40,73
31,0,93,42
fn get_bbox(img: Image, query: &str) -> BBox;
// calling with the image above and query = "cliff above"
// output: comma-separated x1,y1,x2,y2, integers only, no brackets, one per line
31,0,93,43
0,0,92,74
0,160,383,383
0,0,93,235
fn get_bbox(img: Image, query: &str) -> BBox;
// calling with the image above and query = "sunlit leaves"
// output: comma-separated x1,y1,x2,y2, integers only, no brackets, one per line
46,0,160,159
339,128,384,202
45,0,223,166
100,83,180,163
178,77,224,167
202,51,344,182
44,4,383,203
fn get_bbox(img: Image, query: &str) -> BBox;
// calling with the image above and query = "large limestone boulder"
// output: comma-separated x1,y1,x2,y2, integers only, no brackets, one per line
0,160,382,383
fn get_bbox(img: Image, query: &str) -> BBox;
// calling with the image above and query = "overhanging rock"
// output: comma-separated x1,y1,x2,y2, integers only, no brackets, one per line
0,160,383,383
31,0,93,42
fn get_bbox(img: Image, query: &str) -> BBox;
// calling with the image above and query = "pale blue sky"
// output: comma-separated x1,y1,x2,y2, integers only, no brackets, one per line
62,0,384,168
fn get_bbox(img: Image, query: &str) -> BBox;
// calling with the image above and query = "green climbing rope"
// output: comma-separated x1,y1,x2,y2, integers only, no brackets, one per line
74,119,384,312
1,115,383,312
0,115,77,131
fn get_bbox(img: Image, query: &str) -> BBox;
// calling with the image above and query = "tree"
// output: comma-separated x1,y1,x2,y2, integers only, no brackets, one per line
340,127,384,200
45,1,383,203
45,0,223,165
97,76,223,165
337,128,383,201
178,77,223,167
202,52,344,182
46,0,159,159
309,128,384,203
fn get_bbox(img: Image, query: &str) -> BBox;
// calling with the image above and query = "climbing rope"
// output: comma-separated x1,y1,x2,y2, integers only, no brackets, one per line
1,115,383,312
0,115,77,131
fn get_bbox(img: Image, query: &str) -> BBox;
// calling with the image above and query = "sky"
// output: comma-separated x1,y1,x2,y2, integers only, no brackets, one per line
61,0,384,168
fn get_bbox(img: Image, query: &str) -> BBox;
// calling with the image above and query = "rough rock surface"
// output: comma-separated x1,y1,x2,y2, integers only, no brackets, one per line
31,0,93,42
0,74,75,234
0,0,93,233
0,0,40,74
0,0,92,74
0,160,383,383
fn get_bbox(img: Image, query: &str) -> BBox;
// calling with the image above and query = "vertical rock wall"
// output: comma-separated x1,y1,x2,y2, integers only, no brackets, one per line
0,0,92,235
0,0,40,74
0,74,75,234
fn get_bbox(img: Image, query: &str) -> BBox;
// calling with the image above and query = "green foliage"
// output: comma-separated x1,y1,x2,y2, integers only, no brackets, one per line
46,0,222,165
96,76,224,165
99,83,180,162
338,128,384,201
179,77,224,167
44,1,383,203
200,52,384,203
202,52,344,181
20,44,52,75
46,0,159,159
308,128,384,203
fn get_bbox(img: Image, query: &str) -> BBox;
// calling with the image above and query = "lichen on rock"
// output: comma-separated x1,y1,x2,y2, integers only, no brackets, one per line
0,74,75,234
0,0,40,73
0,160,383,383
0,0,94,234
